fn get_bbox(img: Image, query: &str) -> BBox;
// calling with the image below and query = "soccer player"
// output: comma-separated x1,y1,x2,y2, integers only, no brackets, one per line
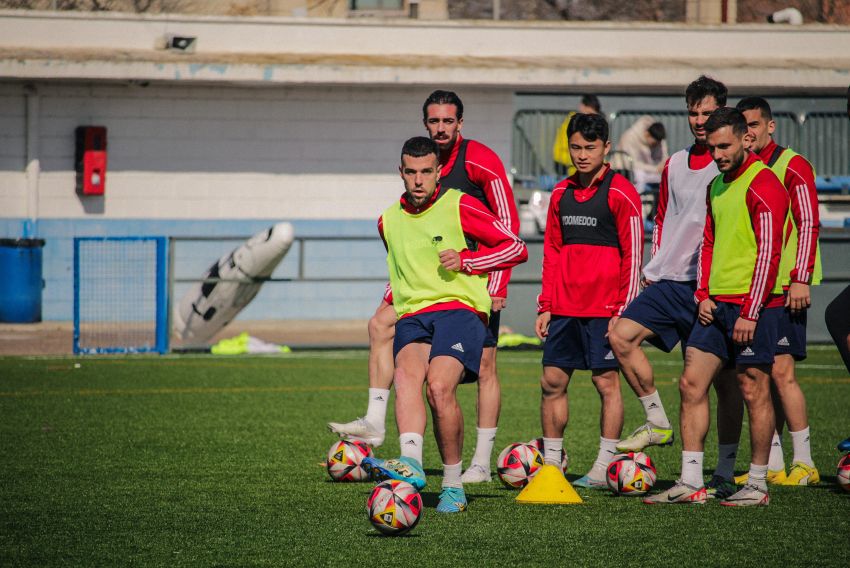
362,136,527,513
713,96,822,486
329,91,520,483
608,76,725,459
643,107,789,507
535,113,643,488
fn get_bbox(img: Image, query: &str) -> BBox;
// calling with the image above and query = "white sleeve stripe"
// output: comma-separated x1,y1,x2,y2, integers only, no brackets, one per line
696,234,705,297
467,219,523,264
748,185,775,216
748,212,772,319
793,181,814,281
624,216,642,311
468,240,524,271
489,177,513,230
610,187,643,217
651,222,659,257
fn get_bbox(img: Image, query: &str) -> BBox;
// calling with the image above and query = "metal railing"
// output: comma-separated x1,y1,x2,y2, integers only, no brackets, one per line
512,108,849,188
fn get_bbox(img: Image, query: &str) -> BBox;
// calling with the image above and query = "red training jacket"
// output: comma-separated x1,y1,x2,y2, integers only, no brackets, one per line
538,165,644,318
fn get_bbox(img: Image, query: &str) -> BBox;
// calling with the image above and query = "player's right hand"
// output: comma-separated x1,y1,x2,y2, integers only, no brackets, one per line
698,299,716,325
535,312,551,340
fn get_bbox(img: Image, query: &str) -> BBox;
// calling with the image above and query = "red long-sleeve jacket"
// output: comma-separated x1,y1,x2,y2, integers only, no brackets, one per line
695,153,790,320
757,140,820,285
538,165,644,318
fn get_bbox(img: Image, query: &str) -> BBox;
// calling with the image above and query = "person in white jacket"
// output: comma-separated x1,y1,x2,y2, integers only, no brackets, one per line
616,115,668,193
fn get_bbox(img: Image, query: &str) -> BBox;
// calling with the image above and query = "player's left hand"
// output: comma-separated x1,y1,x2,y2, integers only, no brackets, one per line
439,249,462,271
786,282,811,314
491,297,507,312
732,317,756,346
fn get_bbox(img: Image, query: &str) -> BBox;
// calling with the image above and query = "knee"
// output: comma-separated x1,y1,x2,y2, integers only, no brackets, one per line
540,371,566,398
426,380,453,409
608,328,635,358
593,374,621,399
368,314,394,342
679,373,706,404
737,368,770,403
478,352,498,385
771,359,797,391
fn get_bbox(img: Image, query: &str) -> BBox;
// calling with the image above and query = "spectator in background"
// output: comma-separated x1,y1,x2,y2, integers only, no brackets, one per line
553,95,601,177
617,115,669,193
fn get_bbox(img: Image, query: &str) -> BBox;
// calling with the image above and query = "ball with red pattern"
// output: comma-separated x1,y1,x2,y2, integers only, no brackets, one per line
367,479,423,536
326,440,372,482
837,453,850,492
606,452,657,496
497,442,545,489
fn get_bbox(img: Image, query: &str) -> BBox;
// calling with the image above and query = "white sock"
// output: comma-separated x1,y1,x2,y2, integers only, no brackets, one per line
749,463,768,491
589,437,619,479
399,432,424,465
681,451,704,488
442,461,463,489
714,443,738,480
470,427,497,470
639,390,670,428
543,437,564,467
790,427,814,467
365,388,390,430
768,431,785,471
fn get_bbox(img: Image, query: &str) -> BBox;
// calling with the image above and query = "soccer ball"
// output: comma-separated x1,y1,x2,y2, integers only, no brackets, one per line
837,454,850,492
527,437,569,473
367,479,423,536
497,442,544,489
606,452,657,496
326,440,372,482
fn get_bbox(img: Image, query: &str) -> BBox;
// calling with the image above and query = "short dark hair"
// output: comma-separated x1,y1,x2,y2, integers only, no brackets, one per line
704,107,747,137
422,90,463,121
401,136,439,162
580,94,601,113
648,122,666,141
567,112,609,143
685,75,728,108
736,96,773,120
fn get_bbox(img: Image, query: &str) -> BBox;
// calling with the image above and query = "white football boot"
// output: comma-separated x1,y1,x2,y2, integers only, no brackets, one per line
327,417,385,447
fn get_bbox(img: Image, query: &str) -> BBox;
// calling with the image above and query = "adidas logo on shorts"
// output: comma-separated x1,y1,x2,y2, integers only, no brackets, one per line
741,347,755,356
777,336,790,347
451,343,465,353
604,351,615,360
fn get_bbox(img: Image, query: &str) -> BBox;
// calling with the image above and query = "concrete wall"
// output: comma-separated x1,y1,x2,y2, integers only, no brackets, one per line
0,81,514,221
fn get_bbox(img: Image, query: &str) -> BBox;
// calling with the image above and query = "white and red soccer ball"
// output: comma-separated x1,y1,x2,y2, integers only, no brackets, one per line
606,451,657,496
837,454,850,492
326,440,372,482
367,479,423,536
497,442,545,488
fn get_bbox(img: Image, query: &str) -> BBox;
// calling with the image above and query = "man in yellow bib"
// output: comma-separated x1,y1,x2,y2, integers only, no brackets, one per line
710,96,823,488
643,107,789,507
363,137,527,513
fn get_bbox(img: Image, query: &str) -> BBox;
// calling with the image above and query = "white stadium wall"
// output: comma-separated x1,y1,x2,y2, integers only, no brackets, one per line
0,81,514,221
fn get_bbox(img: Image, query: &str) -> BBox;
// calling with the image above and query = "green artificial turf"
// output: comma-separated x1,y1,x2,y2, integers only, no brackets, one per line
1,348,848,566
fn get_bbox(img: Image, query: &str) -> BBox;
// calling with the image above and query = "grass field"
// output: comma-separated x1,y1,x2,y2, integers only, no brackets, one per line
2,348,849,567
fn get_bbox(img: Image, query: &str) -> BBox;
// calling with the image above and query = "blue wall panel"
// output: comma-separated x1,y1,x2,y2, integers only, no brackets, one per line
1,218,386,321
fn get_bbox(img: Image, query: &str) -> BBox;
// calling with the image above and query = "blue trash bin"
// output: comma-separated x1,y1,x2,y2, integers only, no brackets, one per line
0,238,46,323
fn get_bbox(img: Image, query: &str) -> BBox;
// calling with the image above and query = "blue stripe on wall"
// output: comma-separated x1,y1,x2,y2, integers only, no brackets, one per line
1,218,387,321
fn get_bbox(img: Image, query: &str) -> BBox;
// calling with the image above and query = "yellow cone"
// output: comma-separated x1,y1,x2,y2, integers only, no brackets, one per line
516,464,583,504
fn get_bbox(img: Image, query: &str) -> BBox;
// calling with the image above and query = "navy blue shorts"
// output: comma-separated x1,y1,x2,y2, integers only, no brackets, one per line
394,310,487,383
542,316,618,371
687,302,781,366
484,310,500,348
775,307,807,361
620,280,698,352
